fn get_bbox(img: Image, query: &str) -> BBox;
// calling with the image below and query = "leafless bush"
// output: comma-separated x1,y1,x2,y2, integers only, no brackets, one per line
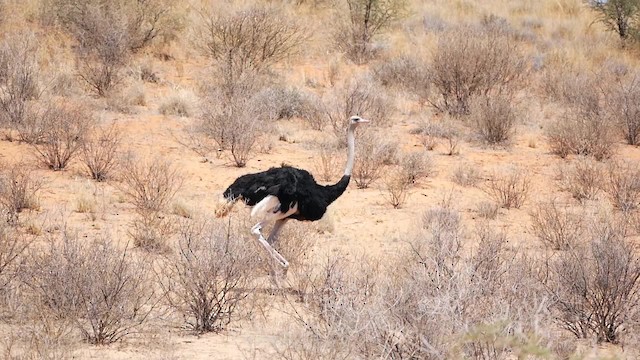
430,24,527,116
199,71,272,167
470,94,518,145
48,0,179,52
0,162,42,224
312,140,342,182
605,160,640,213
332,0,408,63
606,72,640,145
372,55,430,101
158,218,259,333
352,130,391,188
546,81,616,160
118,157,183,214
198,4,306,77
543,217,640,343
129,211,177,251
254,86,324,126
399,151,433,184
80,125,121,181
414,120,447,150
23,232,155,344
0,222,32,307
48,1,179,96
530,200,584,250
476,200,499,219
30,102,92,170
384,169,411,208
323,76,394,139
451,162,482,187
0,31,41,128
485,167,531,209
556,157,604,202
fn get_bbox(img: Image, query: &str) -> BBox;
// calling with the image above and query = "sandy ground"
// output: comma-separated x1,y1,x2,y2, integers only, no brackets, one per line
2,55,640,359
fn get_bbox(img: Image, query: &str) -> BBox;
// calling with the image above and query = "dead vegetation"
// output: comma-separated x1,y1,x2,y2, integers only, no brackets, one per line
157,218,260,333
3,0,640,358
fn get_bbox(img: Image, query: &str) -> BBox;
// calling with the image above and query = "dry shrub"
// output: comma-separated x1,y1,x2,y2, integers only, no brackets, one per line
384,169,411,208
323,76,395,138
30,102,92,170
129,212,177,251
312,140,342,182
485,166,531,209
276,221,317,301
546,72,616,161
556,157,604,202
80,124,121,181
399,151,433,184
0,222,32,316
470,94,518,145
49,0,179,96
451,162,482,187
529,200,584,250
543,215,640,343
414,120,447,150
198,4,306,76
605,160,640,213
0,31,41,129
0,162,42,224
430,24,527,116
199,69,275,167
332,0,408,63
158,89,194,117
352,130,392,188
372,55,430,101
606,72,640,145
476,200,499,219
158,218,259,333
254,86,324,128
23,232,155,344
279,203,554,358
118,157,182,214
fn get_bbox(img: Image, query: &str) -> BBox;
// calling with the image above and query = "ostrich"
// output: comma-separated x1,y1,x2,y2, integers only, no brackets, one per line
215,115,369,272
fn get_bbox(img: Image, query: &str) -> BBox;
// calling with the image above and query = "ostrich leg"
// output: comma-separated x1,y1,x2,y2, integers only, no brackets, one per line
251,222,289,269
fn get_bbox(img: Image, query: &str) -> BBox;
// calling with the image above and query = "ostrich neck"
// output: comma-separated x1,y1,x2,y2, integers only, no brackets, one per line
344,125,356,176
321,125,356,205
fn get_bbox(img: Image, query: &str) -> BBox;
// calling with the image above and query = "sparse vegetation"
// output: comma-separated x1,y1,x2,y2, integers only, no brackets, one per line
470,94,518,145
530,200,584,250
485,167,531,209
158,219,259,333
605,160,640,213
80,125,121,181
556,156,604,202
0,162,42,223
384,169,411,208
2,0,640,357
352,130,391,188
452,162,482,187
333,0,408,63
430,23,527,116
23,232,155,344
30,102,92,170
118,157,182,214
542,215,640,343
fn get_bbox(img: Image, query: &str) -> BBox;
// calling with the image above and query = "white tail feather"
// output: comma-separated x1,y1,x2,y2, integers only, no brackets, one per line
251,195,280,219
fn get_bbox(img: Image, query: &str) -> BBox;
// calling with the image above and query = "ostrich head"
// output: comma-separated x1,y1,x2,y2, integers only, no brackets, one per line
349,115,370,127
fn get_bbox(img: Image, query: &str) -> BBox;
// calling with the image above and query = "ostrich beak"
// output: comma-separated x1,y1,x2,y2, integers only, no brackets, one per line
359,118,370,123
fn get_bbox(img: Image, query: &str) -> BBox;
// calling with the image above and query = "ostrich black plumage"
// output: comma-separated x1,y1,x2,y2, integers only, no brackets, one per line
216,115,369,271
